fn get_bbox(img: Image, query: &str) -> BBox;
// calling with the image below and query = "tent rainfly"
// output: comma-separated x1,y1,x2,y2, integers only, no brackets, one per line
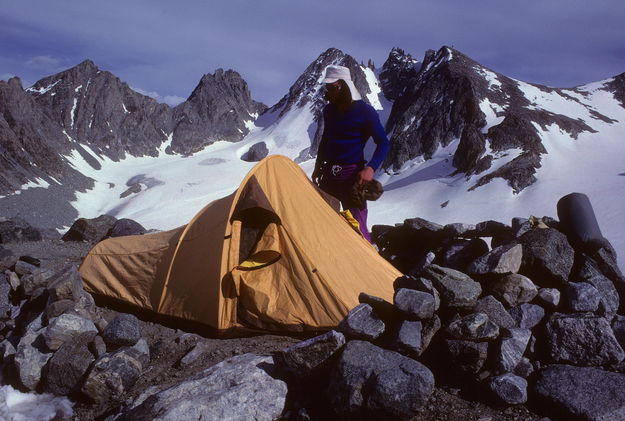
80,155,401,334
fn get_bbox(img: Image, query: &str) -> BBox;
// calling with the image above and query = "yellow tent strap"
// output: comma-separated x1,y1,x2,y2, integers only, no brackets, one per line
340,210,364,238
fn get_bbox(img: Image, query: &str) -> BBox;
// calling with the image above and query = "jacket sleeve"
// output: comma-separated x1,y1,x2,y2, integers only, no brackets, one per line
314,108,329,171
364,105,390,171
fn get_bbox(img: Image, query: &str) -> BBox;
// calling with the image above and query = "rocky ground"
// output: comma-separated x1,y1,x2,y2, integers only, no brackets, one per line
1,237,547,421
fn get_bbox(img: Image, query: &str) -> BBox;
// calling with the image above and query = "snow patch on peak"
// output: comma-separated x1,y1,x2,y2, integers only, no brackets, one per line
26,80,60,95
474,66,503,91
361,66,383,110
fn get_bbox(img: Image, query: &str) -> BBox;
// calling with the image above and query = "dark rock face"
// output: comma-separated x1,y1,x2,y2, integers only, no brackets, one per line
518,228,575,287
533,364,625,421
171,69,266,155
384,46,601,193
544,313,625,365
0,77,81,195
240,141,269,162
62,214,117,242
28,60,172,161
328,340,434,420
379,48,420,101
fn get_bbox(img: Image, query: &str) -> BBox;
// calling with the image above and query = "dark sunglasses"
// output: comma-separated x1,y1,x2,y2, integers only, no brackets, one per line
324,81,342,91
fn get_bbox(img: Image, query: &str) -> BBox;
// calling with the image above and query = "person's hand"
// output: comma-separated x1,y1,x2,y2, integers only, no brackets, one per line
312,166,323,186
358,166,374,185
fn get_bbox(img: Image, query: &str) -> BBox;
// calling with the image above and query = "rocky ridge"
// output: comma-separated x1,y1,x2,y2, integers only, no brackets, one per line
383,46,619,193
0,61,267,196
1,200,624,420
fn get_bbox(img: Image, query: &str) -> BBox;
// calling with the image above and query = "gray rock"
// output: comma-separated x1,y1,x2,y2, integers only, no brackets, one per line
102,313,140,349
338,303,385,340
43,313,98,351
446,312,500,340
545,313,625,365
44,299,76,320
468,243,523,275
496,328,532,372
509,303,545,329
574,256,620,318
394,288,435,320
42,333,95,395
443,339,489,374
393,276,440,310
91,335,107,358
118,353,286,421
475,295,516,329
6,270,20,291
13,260,38,277
421,264,482,310
513,357,535,378
421,315,442,354
14,328,52,390
241,141,269,162
536,288,561,309
62,214,117,242
82,338,150,403
0,276,10,320
533,364,625,421
328,340,434,420
487,373,528,404
440,238,489,273
394,320,422,355
107,218,147,238
178,341,213,368
565,282,601,312
280,330,345,376
0,217,42,243
490,273,538,308
21,268,57,296
518,228,574,287
442,223,477,237
358,292,398,323
46,264,85,302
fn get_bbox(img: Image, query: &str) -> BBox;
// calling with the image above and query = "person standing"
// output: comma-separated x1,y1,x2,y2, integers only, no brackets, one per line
312,65,390,242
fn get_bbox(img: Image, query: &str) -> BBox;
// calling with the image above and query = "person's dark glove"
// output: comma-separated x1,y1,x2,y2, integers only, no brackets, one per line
312,165,323,186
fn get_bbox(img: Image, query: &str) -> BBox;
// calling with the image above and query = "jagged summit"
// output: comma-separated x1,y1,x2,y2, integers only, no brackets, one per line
171,68,267,155
379,47,420,101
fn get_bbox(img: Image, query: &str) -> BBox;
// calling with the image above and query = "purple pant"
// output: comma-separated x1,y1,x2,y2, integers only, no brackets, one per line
319,164,371,242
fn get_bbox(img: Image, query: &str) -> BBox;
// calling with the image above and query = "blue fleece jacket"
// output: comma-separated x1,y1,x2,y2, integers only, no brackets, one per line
316,100,390,171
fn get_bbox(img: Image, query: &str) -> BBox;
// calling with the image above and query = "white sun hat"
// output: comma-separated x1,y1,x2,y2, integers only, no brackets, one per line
322,65,362,101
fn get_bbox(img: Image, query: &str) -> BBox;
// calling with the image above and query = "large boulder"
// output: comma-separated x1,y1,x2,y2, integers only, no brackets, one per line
280,330,345,376
544,313,625,365
489,273,538,308
338,303,385,340
468,243,523,275
487,373,528,404
495,328,532,372
421,264,482,310
81,339,150,403
102,314,141,349
445,312,499,341
107,218,147,238
439,238,489,273
240,141,269,162
328,340,434,420
533,364,625,421
42,333,95,395
393,288,436,320
62,215,117,242
573,255,620,318
13,328,52,390
564,282,601,313
118,353,287,421
442,339,489,375
518,228,574,287
43,313,98,351
474,295,515,329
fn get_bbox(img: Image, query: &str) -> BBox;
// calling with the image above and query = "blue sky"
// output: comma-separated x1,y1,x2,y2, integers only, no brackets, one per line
1,0,624,106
